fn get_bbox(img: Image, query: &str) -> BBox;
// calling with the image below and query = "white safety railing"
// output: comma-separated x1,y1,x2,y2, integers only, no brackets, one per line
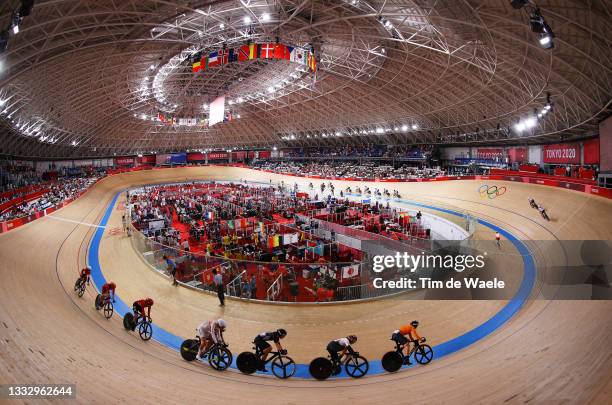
227,270,246,297
266,274,284,301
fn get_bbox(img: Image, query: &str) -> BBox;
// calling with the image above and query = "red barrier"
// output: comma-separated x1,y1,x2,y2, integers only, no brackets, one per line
0,189,50,213
518,165,539,173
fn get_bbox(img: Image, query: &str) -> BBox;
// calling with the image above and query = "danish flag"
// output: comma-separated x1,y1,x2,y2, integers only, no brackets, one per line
261,43,275,58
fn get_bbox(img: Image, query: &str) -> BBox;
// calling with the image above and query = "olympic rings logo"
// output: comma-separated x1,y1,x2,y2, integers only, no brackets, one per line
478,184,507,199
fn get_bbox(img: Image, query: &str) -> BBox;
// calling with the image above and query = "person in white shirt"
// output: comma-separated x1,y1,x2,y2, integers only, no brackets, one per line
326,335,357,363
196,319,227,358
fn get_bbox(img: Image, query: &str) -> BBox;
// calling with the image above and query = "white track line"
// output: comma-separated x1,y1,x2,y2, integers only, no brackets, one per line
47,215,106,229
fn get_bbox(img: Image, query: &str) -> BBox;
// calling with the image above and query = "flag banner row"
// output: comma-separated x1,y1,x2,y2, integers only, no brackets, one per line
156,111,233,127
191,43,317,73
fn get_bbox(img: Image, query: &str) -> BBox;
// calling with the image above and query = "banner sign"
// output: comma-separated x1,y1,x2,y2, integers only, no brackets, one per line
476,148,503,160
187,152,205,162
115,157,134,166
155,153,187,165
232,151,246,160
137,155,156,164
583,138,600,165
507,147,527,163
543,143,580,164
207,152,229,160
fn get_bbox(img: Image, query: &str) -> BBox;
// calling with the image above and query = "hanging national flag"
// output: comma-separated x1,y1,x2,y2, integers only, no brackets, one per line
342,264,359,279
218,48,228,65
261,43,275,59
208,51,219,67
308,50,317,72
273,43,287,59
206,211,215,220
290,47,307,65
228,48,237,63
201,54,209,70
284,46,294,61
191,52,201,72
238,44,258,61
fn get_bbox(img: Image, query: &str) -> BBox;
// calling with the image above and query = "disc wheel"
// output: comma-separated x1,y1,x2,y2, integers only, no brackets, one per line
208,346,232,371
381,351,403,372
236,352,258,375
345,355,369,378
271,355,296,379
180,339,199,362
414,344,434,365
309,357,333,380
123,313,135,331
103,301,113,319
138,322,153,341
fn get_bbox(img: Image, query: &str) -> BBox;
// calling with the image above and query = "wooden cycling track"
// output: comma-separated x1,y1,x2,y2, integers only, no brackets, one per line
0,166,610,404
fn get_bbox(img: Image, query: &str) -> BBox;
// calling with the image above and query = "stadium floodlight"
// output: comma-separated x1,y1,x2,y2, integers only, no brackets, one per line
514,122,525,132
401,124,408,132
261,13,270,21
244,16,252,24
539,33,553,49
412,124,418,130
524,117,537,128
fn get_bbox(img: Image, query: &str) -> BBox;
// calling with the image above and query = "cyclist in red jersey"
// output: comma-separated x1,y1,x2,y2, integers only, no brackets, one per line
79,267,91,284
97,282,116,309
132,298,154,327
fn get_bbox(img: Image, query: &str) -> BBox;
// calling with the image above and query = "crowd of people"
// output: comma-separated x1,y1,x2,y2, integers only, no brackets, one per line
0,162,42,193
252,161,444,179
0,174,101,222
281,144,434,160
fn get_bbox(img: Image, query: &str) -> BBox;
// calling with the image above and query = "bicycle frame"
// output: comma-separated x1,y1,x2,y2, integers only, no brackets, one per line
253,345,282,365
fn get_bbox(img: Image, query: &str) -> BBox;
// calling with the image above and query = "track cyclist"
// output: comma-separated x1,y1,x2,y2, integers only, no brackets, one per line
327,335,358,364
96,281,116,309
80,266,91,284
254,329,287,371
131,297,154,328
196,319,227,359
392,321,423,365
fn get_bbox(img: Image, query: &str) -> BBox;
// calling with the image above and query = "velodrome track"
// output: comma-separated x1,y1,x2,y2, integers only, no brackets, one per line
0,166,611,404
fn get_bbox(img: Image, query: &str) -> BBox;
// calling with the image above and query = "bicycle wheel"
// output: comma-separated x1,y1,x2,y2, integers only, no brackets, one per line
381,351,403,372
414,344,434,365
180,339,199,362
103,302,113,319
77,282,86,298
345,355,369,378
309,357,333,380
208,346,232,371
74,278,82,291
138,322,153,341
95,294,102,309
123,313,135,331
236,352,258,374
272,355,296,379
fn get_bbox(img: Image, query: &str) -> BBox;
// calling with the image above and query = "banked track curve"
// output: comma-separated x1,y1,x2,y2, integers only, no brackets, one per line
0,166,611,403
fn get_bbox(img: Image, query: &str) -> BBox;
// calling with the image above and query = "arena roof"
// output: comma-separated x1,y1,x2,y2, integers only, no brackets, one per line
0,0,610,158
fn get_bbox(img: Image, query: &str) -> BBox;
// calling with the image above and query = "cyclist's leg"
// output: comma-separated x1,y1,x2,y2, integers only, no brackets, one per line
326,343,340,364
